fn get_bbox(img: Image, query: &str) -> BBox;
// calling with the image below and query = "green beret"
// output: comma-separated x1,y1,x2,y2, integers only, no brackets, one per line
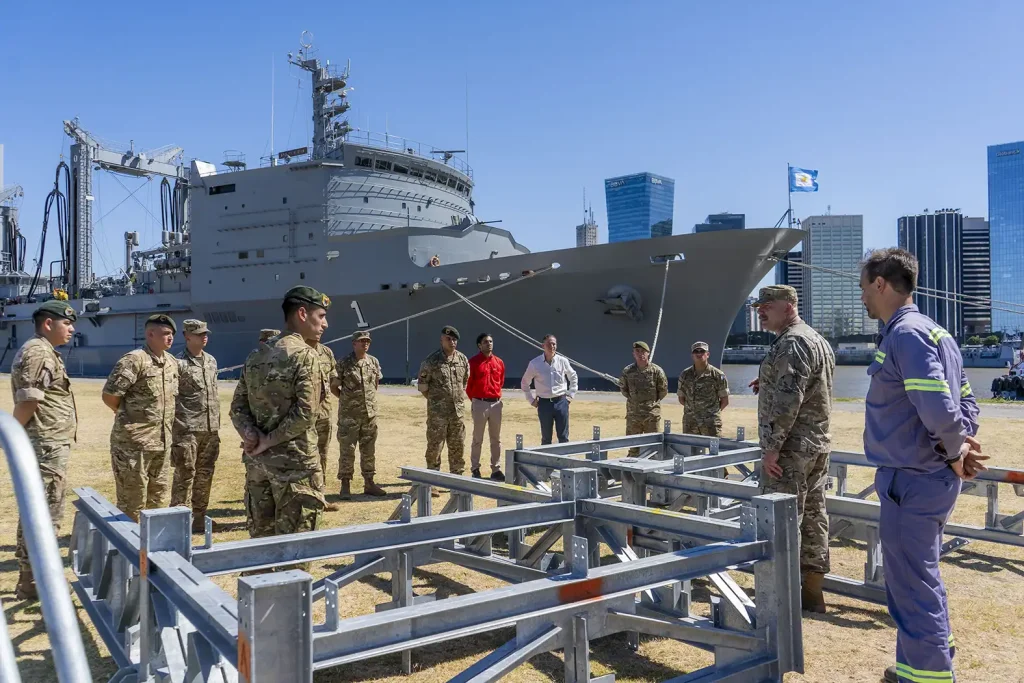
146,313,176,334
283,285,331,310
34,300,77,323
633,341,650,352
441,325,460,340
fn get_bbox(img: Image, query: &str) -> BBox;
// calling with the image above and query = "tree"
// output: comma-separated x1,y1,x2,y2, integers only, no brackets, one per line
984,335,1000,347
967,335,982,346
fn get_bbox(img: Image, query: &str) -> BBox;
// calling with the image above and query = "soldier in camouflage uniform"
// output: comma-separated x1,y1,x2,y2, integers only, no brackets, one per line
171,319,221,533
310,338,340,511
10,300,78,600
751,284,835,613
677,341,730,436
618,341,668,456
231,286,329,544
334,330,387,499
418,325,470,484
259,329,280,343
102,314,179,522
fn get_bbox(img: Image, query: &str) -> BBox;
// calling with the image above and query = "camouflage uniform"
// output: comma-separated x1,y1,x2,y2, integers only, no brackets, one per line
170,341,221,524
757,318,835,574
334,351,382,478
231,330,325,540
104,347,179,522
619,361,668,456
312,342,338,480
678,365,730,436
259,329,280,343
418,348,470,474
11,331,77,591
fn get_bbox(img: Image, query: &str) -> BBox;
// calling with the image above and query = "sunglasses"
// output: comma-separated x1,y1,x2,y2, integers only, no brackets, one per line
692,349,707,355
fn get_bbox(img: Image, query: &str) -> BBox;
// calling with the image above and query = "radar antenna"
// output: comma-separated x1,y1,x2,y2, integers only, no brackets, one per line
288,32,353,160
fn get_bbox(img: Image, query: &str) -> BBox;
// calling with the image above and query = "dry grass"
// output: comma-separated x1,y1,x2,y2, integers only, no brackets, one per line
2,381,1023,682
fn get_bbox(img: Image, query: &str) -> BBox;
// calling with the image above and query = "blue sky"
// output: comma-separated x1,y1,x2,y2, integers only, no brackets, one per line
2,1,1021,291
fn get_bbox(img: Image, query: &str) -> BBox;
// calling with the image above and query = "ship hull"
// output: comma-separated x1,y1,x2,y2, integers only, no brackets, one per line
0,228,801,386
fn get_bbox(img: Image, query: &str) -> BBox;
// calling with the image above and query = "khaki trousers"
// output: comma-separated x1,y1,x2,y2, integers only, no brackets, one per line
470,398,503,471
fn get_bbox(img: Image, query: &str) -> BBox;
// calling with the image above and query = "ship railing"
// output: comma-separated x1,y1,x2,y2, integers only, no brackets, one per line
0,412,91,683
343,130,473,178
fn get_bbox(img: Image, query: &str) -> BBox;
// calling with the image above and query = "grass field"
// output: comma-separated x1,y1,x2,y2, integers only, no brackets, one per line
2,381,1023,682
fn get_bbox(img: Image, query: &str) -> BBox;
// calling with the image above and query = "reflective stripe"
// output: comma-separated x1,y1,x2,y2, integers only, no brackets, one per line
928,327,952,345
895,663,953,682
874,351,886,364
904,378,951,394
960,382,972,397
948,633,955,646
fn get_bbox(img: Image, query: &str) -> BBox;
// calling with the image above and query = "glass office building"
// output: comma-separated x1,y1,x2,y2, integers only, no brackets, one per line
989,141,1024,333
695,213,745,233
898,211,963,338
604,173,675,243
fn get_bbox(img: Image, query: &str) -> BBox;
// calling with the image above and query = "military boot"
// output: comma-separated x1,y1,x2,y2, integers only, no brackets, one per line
339,479,352,501
363,476,387,497
883,666,899,683
15,569,37,601
324,499,340,512
801,571,827,614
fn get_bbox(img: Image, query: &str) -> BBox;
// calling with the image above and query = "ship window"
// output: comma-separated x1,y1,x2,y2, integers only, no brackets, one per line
424,171,436,182
300,272,305,279
355,156,372,168
436,173,448,186
393,164,409,174
380,284,390,291
447,177,458,189
238,251,248,259
410,169,423,178
375,159,392,171
282,197,287,204
417,205,421,212
209,183,236,195
402,202,407,209
308,232,313,239
364,197,369,203
241,204,246,208
256,249,264,257
457,183,464,192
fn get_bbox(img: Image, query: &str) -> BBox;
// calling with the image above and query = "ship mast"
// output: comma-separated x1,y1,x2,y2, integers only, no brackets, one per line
288,31,353,160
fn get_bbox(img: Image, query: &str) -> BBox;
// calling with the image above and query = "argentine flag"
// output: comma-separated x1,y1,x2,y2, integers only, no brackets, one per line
789,167,819,193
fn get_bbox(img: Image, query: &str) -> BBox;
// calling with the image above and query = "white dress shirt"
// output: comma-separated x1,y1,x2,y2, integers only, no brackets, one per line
521,353,579,403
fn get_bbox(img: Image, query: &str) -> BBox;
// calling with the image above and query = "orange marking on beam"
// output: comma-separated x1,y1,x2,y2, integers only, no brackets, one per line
1002,471,1024,484
558,577,604,604
238,631,252,682
139,550,147,579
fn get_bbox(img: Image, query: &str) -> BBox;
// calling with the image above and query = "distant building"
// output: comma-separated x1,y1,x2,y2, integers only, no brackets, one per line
774,250,806,320
575,206,598,247
898,210,963,338
962,217,991,336
801,215,869,337
604,172,675,243
988,141,1024,333
695,213,745,233
729,297,760,337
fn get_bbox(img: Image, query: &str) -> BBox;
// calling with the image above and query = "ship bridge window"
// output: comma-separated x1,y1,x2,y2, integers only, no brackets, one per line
355,156,372,168
456,182,464,192
446,177,458,189
409,169,423,178
436,172,449,186
209,183,236,195
393,164,409,174
375,159,392,171
424,171,437,182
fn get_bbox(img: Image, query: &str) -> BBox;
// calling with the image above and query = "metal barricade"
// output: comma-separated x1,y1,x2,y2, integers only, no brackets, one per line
0,410,91,682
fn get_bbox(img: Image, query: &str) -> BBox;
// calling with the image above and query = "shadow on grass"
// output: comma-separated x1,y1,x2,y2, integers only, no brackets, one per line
945,547,1024,578
812,601,892,631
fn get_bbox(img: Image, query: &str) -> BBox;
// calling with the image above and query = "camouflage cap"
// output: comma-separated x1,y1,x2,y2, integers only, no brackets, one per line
691,341,709,352
259,329,280,342
353,330,372,341
751,285,798,307
34,300,77,322
283,285,331,310
441,325,460,340
146,313,177,333
633,341,650,352
183,319,209,334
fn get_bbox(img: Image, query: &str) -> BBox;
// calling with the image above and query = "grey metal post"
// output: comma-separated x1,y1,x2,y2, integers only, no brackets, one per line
736,426,745,441
565,614,591,683
752,493,803,674
0,412,90,683
238,570,313,683
0,598,20,683
664,419,671,434
139,506,191,681
592,425,600,441
395,550,414,674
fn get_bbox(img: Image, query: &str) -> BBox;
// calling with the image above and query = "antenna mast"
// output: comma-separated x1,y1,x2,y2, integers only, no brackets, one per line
288,31,352,160
270,53,276,167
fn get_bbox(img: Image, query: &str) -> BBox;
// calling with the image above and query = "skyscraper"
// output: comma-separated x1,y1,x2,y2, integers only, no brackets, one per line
962,217,991,335
575,219,598,247
898,210,963,338
801,215,869,337
694,213,745,233
774,250,806,320
988,141,1024,333
604,172,675,243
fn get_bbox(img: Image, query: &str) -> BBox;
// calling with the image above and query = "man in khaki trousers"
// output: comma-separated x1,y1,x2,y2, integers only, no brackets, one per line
467,333,506,481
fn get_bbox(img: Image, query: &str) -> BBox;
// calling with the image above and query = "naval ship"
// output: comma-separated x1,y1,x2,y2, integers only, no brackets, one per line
0,37,802,388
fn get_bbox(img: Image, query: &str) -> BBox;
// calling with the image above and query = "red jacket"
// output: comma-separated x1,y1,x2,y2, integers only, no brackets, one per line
468,353,505,400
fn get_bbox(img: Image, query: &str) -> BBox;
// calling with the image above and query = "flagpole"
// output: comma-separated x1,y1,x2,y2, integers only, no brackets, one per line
787,163,793,228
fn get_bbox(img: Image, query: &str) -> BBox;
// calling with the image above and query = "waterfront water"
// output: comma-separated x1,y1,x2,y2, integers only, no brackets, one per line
722,364,1007,399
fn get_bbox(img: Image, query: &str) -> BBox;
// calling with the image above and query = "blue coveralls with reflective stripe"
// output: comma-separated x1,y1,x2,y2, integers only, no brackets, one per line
865,305,979,683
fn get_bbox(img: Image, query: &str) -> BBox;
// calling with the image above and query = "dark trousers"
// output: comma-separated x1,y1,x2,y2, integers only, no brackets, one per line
875,466,960,682
537,396,569,445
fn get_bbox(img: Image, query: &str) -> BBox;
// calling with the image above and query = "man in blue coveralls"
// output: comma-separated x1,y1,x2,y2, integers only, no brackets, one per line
859,248,988,683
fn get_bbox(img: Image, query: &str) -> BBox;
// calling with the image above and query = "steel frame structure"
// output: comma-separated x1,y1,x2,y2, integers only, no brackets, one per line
69,464,805,683
503,423,1024,607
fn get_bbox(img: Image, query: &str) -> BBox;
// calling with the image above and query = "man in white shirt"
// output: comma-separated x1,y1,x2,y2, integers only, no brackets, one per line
521,334,579,444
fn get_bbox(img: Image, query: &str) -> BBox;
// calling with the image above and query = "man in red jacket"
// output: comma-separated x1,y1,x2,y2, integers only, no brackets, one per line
467,332,506,480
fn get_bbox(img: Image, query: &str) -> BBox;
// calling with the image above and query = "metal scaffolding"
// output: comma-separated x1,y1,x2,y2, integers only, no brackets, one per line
69,464,805,682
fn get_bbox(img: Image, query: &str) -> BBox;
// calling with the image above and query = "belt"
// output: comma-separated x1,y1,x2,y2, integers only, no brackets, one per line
473,397,500,403
537,395,565,402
